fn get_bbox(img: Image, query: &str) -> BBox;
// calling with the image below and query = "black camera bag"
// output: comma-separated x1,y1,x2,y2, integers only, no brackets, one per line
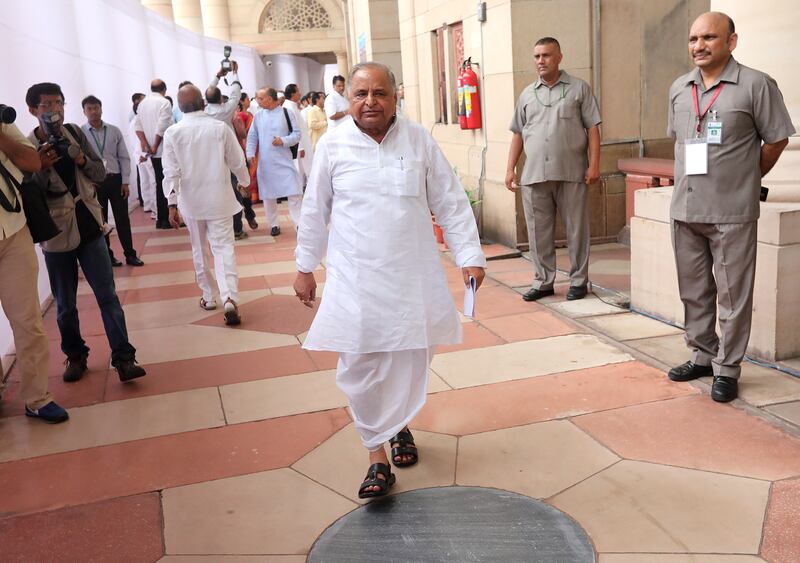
0,161,61,243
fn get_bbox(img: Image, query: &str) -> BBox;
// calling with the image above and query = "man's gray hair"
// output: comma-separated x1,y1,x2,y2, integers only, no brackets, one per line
347,62,397,93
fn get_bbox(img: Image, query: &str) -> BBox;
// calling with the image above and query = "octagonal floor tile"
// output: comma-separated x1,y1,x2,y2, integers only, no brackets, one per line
194,294,317,336
761,477,800,563
162,468,357,555
574,395,800,480
293,423,457,502
550,460,769,554
456,420,619,498
431,333,633,389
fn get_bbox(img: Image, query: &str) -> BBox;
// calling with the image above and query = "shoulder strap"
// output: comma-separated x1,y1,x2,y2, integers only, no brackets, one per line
283,108,293,134
0,161,22,213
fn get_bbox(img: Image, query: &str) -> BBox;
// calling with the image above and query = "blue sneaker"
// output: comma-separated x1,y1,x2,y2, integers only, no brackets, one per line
25,401,69,424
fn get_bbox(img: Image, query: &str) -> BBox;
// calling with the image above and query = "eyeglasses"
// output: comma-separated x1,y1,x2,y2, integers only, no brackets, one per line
37,100,65,110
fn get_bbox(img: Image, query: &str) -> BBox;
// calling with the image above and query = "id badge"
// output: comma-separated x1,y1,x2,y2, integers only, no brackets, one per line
707,121,722,144
684,138,708,175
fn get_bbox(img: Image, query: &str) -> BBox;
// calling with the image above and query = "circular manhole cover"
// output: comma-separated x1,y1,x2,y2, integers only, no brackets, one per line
308,486,594,562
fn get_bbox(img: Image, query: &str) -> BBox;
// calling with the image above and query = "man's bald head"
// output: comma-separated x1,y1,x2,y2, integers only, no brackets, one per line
206,86,222,104
178,85,204,114
151,79,167,94
689,11,737,72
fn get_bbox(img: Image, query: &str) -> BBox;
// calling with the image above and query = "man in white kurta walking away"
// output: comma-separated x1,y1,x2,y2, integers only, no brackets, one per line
325,75,351,131
246,87,302,237
294,63,486,499
283,84,313,188
162,85,250,326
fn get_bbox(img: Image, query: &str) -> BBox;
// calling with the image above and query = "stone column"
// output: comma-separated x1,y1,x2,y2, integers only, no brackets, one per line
172,0,204,34
200,0,231,41
335,51,350,77
141,0,174,20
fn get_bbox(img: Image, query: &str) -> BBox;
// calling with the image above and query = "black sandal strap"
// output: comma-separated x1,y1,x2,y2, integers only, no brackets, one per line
358,463,394,497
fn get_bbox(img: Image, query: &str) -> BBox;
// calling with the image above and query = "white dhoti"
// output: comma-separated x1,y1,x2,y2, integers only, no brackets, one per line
336,347,435,451
184,216,239,303
265,196,302,229
138,159,156,213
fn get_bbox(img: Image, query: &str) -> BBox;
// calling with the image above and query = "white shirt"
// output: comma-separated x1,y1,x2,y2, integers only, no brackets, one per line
0,123,32,240
283,99,313,176
134,93,174,158
162,112,250,220
205,73,241,131
324,90,351,130
296,117,486,353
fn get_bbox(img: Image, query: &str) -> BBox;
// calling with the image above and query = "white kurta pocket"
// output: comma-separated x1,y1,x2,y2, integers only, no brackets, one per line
380,158,422,197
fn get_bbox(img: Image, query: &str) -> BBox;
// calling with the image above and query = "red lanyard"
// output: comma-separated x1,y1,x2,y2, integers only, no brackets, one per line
692,82,724,136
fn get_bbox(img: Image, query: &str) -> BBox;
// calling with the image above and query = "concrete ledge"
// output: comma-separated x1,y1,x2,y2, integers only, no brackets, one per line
631,186,800,361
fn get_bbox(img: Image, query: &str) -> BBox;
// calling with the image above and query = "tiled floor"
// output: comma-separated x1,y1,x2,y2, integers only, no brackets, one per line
1,207,799,562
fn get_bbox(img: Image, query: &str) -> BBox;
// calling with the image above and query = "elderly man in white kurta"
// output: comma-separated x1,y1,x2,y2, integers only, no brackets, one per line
294,63,486,499
162,85,250,326
246,87,302,237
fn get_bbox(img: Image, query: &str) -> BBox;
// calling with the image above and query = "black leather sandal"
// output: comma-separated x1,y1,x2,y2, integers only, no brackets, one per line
358,462,396,499
390,428,419,468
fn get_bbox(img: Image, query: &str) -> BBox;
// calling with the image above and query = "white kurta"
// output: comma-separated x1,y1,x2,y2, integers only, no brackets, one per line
246,107,301,200
296,117,486,354
284,99,314,179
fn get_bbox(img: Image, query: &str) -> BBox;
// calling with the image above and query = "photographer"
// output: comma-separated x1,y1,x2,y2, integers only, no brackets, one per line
205,60,257,238
26,82,146,384
0,115,69,423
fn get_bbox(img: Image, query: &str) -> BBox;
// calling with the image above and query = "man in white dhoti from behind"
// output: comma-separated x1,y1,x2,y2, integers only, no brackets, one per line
293,63,486,499
162,85,251,326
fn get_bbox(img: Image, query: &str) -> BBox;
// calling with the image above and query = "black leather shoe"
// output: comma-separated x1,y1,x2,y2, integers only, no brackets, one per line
62,354,88,382
109,255,123,267
668,361,713,382
113,358,147,382
711,376,738,402
126,256,145,267
522,288,555,302
566,285,588,301
156,221,172,230
270,226,281,236
247,217,259,230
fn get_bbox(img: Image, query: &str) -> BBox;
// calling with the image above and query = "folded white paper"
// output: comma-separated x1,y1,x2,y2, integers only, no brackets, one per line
463,275,477,318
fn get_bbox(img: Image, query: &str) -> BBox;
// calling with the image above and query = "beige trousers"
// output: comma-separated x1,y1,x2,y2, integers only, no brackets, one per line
671,220,757,379
522,181,590,290
0,226,53,409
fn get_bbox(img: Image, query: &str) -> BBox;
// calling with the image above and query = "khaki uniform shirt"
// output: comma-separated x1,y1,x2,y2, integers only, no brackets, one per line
0,123,34,240
668,58,795,223
510,71,601,185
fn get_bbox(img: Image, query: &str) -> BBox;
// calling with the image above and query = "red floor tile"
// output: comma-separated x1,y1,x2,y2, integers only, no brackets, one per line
573,394,800,480
0,409,351,517
469,285,532,320
0,493,164,562
128,259,197,276
412,361,697,435
761,478,800,563
308,349,339,371
103,344,317,402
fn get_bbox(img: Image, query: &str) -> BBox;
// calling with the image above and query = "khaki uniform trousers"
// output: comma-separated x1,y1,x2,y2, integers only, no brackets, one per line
522,181,590,290
0,226,53,409
671,220,757,379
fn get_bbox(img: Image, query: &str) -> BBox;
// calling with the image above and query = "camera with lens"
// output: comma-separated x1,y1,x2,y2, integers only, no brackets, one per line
221,45,232,72
41,112,79,160
0,104,17,124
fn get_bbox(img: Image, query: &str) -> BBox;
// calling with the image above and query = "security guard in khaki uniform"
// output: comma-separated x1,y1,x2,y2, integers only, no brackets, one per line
666,12,794,402
506,36,601,302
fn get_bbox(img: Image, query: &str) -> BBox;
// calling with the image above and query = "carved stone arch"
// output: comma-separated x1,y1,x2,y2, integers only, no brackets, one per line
253,0,344,33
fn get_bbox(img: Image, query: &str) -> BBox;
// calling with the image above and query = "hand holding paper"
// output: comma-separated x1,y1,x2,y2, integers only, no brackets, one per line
463,275,477,318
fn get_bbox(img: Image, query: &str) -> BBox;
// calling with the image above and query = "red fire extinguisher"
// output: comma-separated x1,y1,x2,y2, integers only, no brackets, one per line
457,61,468,129
461,58,482,130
